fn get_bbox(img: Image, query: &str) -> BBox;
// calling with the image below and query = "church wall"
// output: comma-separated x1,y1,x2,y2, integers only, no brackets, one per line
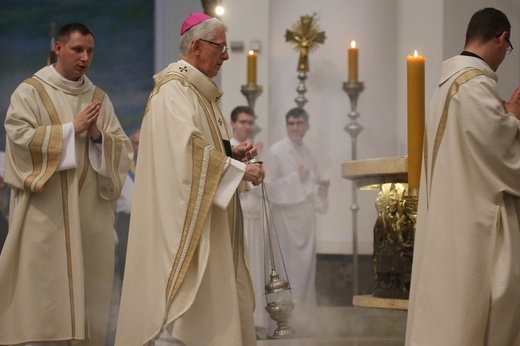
267,0,399,255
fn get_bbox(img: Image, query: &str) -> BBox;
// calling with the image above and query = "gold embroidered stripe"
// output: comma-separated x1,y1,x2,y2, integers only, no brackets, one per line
23,78,61,125
34,126,63,193
145,73,227,156
102,134,123,199
230,194,243,276
144,74,178,116
427,68,485,208
24,127,46,191
78,140,89,194
22,78,64,193
166,137,225,306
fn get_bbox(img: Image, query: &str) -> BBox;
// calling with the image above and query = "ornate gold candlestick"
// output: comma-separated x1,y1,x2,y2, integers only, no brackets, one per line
343,79,365,296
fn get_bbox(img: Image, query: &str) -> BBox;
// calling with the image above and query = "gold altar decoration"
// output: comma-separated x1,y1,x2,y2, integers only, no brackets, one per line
342,157,416,302
373,183,416,299
285,15,326,72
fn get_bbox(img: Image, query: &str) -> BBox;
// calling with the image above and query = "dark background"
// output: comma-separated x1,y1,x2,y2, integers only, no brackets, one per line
0,0,154,149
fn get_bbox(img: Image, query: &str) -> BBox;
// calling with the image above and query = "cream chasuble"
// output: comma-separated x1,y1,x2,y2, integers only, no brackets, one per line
406,56,520,345
0,66,132,345
115,61,256,346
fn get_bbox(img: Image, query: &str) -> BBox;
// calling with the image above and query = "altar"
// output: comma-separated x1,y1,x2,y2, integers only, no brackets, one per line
342,156,413,311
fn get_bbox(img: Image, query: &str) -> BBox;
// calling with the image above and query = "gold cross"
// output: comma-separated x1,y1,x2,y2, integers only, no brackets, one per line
285,15,326,72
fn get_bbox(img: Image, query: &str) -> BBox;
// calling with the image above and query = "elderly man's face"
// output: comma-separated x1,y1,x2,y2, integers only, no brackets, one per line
197,29,229,78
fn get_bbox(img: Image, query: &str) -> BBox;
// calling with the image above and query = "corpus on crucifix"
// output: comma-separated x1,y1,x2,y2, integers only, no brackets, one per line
285,15,326,72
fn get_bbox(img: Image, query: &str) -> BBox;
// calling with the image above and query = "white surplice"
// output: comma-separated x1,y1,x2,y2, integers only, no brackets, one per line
264,136,328,336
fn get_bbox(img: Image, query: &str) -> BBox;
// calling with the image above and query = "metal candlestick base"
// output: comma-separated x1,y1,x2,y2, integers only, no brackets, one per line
241,84,263,111
241,84,263,138
343,79,365,297
294,71,308,108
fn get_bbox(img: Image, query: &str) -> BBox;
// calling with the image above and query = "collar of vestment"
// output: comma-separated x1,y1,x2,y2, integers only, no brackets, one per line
33,65,94,95
154,60,223,103
439,55,496,86
460,51,486,62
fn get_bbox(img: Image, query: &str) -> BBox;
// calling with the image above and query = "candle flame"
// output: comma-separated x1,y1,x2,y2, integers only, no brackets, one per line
414,50,418,57
351,40,356,48
248,50,255,56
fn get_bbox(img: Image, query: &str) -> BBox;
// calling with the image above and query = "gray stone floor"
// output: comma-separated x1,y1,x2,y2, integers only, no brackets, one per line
258,337,404,346
106,255,407,345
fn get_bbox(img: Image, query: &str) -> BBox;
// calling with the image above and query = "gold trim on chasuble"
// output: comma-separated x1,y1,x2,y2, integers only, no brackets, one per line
165,137,226,308
229,194,244,278
22,77,107,337
23,78,63,193
143,72,239,309
97,132,124,200
424,68,484,210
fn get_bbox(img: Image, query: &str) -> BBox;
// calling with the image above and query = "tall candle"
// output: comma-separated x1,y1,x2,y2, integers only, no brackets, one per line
247,50,257,86
406,50,425,192
348,40,358,81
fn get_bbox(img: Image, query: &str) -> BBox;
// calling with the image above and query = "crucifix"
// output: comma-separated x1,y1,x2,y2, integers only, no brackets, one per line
285,15,326,72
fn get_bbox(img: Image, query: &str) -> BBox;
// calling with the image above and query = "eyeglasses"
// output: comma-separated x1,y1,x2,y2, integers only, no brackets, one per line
287,120,306,127
199,38,228,54
496,32,514,55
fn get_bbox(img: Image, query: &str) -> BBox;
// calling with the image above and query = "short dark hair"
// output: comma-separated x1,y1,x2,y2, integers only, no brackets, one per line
285,107,309,123
58,23,94,43
230,106,255,122
465,8,510,45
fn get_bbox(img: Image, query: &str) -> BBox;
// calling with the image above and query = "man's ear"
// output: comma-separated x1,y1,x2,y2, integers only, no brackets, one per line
55,41,62,57
192,39,202,54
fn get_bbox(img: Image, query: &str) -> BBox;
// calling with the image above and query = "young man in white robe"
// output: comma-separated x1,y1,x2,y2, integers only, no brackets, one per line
406,7,520,345
0,22,133,345
115,13,265,346
264,107,329,337
229,106,269,338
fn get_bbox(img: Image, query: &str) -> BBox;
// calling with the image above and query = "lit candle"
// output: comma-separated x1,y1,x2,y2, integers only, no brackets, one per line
406,50,425,193
247,50,257,86
348,41,358,81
